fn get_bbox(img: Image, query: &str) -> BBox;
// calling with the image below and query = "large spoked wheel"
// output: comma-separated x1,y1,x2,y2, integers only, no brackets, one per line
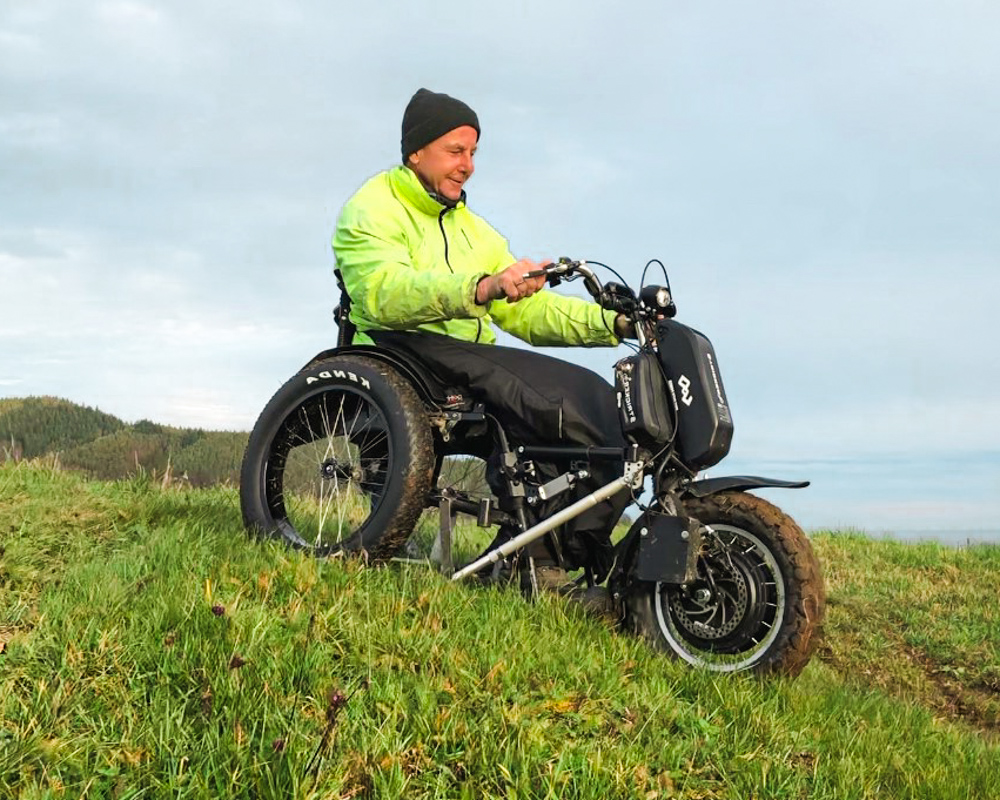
240,356,435,559
628,492,825,676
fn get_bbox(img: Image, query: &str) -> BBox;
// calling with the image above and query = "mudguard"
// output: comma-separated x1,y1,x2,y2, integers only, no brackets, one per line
682,475,809,498
301,345,463,408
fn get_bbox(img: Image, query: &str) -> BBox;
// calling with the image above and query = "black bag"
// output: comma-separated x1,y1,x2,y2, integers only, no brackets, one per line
614,352,673,449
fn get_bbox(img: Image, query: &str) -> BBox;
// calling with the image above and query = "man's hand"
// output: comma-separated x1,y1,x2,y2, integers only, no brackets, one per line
614,314,637,339
476,259,549,304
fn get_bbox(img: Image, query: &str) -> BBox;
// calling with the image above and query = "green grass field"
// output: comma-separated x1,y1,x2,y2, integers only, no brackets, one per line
1,460,998,799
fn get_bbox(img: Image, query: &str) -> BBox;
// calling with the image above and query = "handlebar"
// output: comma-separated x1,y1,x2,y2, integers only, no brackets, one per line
523,258,603,299
510,257,675,331
479,259,593,304
524,259,643,318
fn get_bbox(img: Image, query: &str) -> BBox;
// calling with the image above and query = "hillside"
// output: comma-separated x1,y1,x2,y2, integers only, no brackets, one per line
1,462,998,798
0,396,125,459
0,396,247,485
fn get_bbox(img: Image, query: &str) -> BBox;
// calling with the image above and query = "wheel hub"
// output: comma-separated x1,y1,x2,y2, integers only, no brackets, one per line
692,587,712,604
320,458,362,482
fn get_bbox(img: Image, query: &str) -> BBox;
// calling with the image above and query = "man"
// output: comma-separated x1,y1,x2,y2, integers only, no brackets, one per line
333,88,632,587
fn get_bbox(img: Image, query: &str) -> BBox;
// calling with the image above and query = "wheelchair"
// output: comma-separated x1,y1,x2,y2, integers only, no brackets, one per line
238,263,826,675
237,328,625,579
238,275,615,578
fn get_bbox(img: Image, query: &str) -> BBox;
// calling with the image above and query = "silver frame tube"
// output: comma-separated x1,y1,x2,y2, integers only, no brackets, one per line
451,462,644,582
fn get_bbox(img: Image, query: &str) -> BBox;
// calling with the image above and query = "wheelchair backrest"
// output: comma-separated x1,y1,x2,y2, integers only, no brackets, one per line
333,268,357,347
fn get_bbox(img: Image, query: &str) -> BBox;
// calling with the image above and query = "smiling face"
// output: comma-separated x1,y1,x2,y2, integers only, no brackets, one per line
406,125,478,202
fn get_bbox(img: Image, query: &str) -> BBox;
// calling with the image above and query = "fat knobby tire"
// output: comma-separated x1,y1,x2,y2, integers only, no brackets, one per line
631,491,826,677
239,356,435,560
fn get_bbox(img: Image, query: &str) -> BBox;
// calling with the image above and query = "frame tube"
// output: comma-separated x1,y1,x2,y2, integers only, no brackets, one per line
451,463,643,582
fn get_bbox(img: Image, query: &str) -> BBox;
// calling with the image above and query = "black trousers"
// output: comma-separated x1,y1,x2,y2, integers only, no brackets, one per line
370,331,630,576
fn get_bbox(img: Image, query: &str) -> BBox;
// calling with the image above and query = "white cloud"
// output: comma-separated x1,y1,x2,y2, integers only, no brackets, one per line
0,112,64,147
154,387,247,430
96,1,162,25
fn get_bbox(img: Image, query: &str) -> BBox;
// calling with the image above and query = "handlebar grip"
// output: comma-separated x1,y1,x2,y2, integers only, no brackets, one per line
522,268,564,288
599,283,638,313
599,294,633,314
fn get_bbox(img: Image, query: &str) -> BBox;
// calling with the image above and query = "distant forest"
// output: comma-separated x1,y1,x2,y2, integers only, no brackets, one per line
0,396,247,486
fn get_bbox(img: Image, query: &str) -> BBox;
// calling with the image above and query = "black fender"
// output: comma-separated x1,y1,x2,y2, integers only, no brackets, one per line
681,475,809,498
301,345,459,408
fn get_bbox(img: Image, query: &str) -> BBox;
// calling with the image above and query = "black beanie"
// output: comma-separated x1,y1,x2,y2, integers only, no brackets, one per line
401,88,480,162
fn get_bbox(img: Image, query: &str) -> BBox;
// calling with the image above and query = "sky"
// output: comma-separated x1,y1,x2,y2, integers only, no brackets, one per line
2,0,998,534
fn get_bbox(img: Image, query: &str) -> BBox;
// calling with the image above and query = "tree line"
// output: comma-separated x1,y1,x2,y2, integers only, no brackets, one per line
0,396,247,486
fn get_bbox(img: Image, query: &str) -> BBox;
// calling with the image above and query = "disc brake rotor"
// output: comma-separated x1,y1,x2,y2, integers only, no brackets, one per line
669,554,751,639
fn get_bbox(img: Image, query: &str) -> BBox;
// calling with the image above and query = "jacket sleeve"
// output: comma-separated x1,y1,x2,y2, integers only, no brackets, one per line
476,222,620,347
333,203,488,329
490,291,620,347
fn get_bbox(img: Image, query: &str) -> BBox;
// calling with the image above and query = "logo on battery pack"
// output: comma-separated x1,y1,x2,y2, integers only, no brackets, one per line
619,372,637,423
678,375,694,407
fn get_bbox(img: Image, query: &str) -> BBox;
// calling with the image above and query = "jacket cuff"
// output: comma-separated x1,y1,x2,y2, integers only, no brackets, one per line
461,272,490,318
603,308,621,343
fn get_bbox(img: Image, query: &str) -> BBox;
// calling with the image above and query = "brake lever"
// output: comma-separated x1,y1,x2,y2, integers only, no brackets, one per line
522,264,578,288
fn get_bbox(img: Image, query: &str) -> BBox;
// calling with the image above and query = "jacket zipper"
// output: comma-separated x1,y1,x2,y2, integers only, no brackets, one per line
439,207,483,342
437,209,452,272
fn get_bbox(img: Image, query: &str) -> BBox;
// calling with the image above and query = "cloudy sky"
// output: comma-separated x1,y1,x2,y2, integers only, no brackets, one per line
2,0,998,534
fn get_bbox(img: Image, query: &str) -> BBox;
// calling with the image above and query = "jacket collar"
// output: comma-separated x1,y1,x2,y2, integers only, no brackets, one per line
391,165,466,215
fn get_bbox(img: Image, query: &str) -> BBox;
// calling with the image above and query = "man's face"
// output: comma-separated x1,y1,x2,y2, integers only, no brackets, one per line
408,125,478,202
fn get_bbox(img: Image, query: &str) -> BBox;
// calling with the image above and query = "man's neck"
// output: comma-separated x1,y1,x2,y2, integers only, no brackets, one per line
406,166,464,209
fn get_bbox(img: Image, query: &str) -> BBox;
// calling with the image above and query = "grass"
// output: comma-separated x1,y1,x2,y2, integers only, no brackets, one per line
1,460,998,799
812,530,1000,731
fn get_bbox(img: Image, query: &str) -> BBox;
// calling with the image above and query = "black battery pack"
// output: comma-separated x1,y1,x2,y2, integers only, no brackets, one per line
614,352,673,449
655,319,734,470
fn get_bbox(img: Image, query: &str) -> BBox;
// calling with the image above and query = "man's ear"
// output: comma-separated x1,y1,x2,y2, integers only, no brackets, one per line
407,150,421,167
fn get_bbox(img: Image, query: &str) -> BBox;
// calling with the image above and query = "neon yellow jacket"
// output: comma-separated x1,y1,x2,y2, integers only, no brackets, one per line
333,166,619,347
